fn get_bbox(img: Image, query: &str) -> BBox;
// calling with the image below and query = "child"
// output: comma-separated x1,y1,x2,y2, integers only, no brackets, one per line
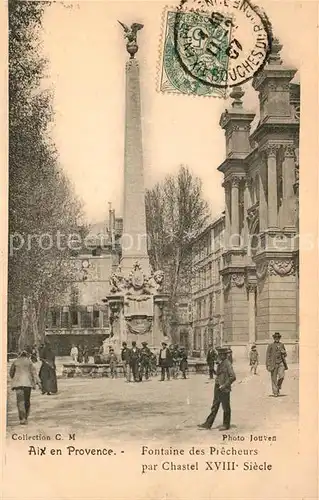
107,348,118,379
249,344,259,375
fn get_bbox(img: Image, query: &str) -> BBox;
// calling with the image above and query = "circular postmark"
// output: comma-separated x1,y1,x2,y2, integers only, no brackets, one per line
173,0,272,88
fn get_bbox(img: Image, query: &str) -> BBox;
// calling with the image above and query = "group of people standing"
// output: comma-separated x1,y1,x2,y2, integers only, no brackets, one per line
120,341,188,383
121,341,155,382
9,339,58,425
70,343,90,364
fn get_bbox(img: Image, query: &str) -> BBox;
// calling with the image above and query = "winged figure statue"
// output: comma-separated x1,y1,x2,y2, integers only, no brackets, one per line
118,21,144,58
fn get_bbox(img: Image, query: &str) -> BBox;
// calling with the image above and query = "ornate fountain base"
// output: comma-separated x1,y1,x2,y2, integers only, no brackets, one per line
102,262,169,354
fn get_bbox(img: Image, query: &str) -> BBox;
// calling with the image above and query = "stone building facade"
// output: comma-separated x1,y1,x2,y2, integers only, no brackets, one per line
186,40,299,362
45,207,122,355
190,216,225,357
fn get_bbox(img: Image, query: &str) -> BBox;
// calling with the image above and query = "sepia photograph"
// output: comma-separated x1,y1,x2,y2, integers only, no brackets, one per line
1,0,317,498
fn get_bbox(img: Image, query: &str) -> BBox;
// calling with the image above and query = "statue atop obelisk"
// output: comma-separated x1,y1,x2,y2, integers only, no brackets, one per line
118,21,150,274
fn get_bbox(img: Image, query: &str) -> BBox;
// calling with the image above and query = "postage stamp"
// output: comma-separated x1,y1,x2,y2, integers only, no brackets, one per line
159,0,272,96
159,10,228,97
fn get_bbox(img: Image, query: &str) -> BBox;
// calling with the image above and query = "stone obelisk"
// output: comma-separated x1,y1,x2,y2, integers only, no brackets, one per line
119,21,150,275
102,23,168,355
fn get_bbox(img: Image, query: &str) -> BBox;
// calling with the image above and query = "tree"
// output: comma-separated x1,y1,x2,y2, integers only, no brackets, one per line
8,1,86,349
145,165,210,342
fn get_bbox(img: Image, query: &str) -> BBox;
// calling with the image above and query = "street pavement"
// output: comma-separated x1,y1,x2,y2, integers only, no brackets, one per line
6,363,298,443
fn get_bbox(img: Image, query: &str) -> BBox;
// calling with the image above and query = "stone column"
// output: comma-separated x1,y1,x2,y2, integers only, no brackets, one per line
153,302,162,346
200,328,205,358
231,176,240,246
243,178,252,247
247,284,256,344
189,327,194,354
259,161,268,231
282,144,296,229
223,180,231,248
265,145,279,229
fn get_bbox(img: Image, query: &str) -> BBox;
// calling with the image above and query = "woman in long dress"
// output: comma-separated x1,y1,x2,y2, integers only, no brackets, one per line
39,339,58,395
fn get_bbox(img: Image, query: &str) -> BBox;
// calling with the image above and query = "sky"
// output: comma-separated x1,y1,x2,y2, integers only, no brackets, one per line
40,0,303,224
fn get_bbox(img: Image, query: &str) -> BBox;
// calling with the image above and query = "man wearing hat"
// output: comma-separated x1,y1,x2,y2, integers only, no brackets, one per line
179,346,188,379
198,346,236,431
9,349,40,424
121,342,131,382
266,332,288,396
249,344,259,375
129,341,140,382
139,341,152,381
159,341,172,381
226,347,233,364
106,347,118,379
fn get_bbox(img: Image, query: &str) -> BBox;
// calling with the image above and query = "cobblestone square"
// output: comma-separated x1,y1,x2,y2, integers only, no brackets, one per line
7,364,298,444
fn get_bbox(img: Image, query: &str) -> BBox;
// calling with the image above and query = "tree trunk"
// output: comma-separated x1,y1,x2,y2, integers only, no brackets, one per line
37,298,47,345
18,297,29,351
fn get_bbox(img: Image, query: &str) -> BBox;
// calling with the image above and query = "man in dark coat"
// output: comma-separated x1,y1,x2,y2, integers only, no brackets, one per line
30,344,38,364
139,342,152,381
121,341,131,381
206,344,217,379
171,344,180,379
83,344,89,364
158,342,172,381
179,346,188,379
39,339,58,395
77,344,84,363
266,332,288,396
198,346,236,431
129,341,140,382
10,349,39,424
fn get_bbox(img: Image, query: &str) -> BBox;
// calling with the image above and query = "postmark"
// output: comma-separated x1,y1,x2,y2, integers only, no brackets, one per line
159,0,272,96
159,9,227,97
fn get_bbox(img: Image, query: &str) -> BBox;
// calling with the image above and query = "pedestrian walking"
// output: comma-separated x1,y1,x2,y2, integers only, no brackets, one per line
249,344,259,375
39,339,58,395
129,341,140,382
266,332,288,396
206,344,217,379
198,346,236,431
121,342,131,381
107,348,118,379
9,349,39,425
159,342,172,381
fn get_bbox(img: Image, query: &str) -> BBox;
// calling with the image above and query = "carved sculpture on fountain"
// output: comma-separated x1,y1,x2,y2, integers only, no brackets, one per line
109,261,164,298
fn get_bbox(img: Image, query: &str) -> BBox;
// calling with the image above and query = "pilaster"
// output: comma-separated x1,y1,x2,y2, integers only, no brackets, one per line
282,144,297,230
230,176,240,246
261,143,281,230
